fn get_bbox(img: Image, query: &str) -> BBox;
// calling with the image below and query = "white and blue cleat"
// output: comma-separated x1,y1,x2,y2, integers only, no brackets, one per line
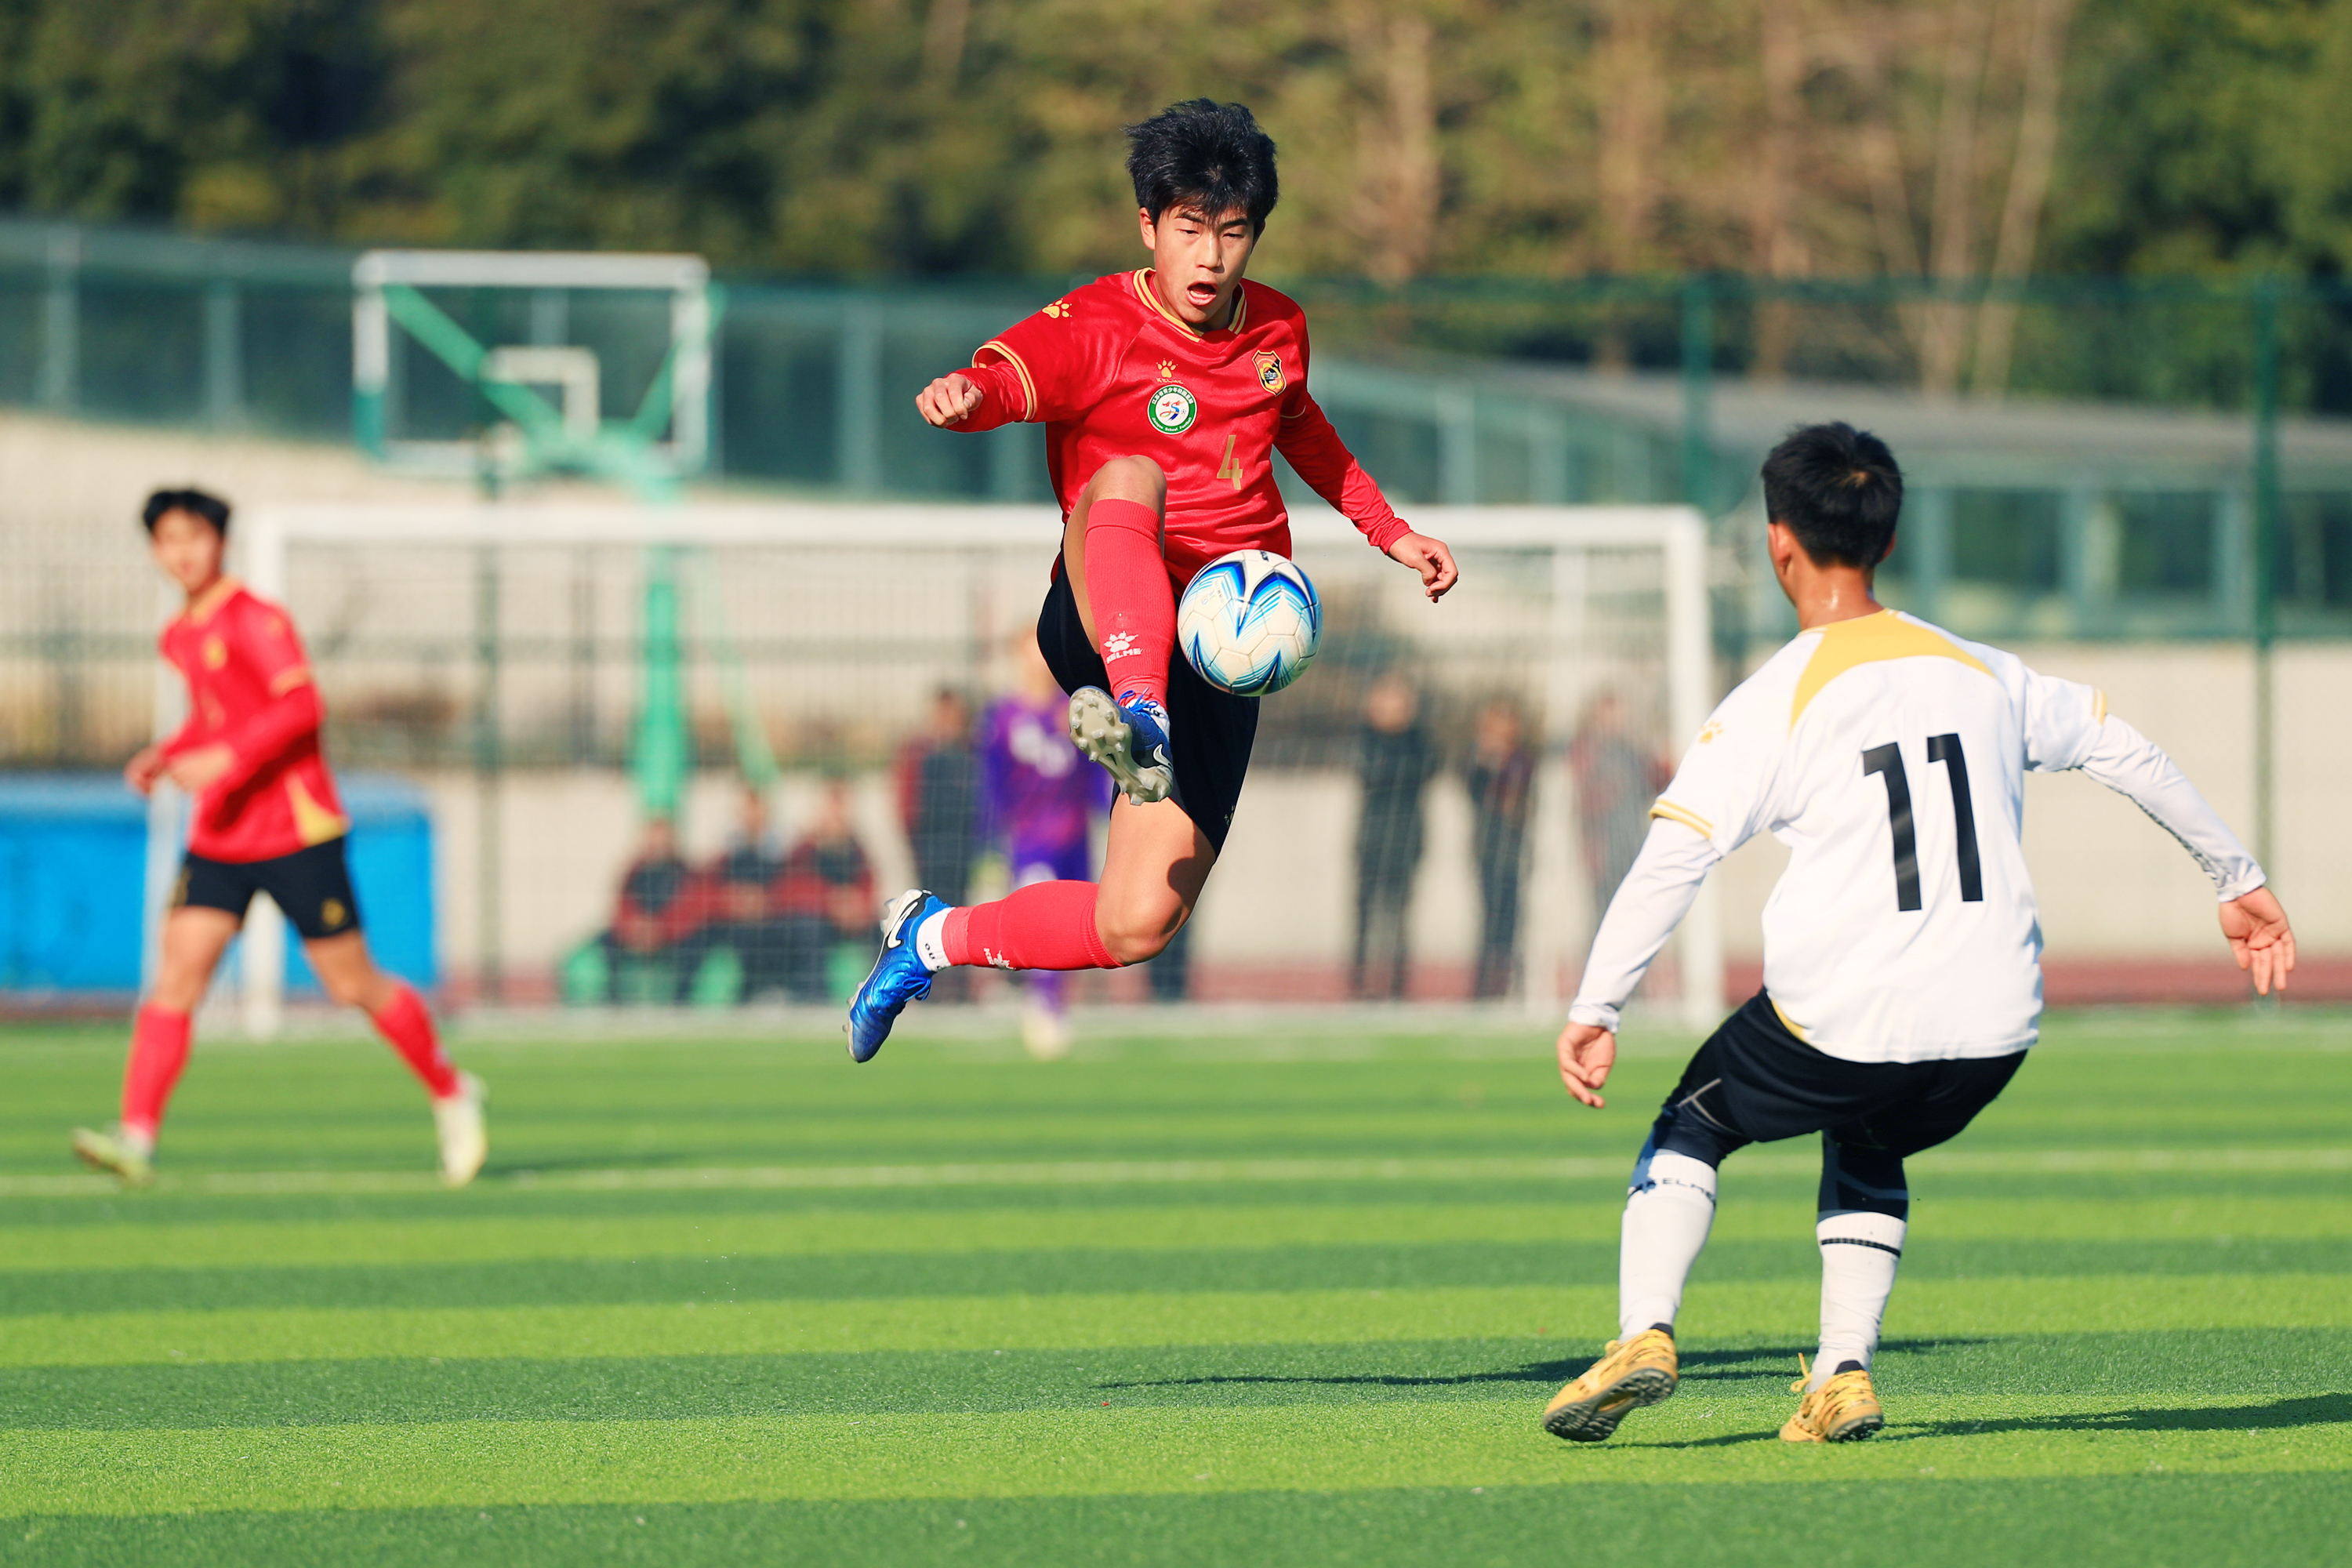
1069,688,1174,805
844,888,948,1063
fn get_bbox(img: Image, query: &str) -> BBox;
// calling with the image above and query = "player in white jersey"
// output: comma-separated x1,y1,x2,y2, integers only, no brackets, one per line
1540,423,2297,1447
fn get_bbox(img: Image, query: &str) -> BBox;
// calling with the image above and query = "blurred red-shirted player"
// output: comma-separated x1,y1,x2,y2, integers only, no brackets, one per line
71,488,485,1188
846,100,1459,1059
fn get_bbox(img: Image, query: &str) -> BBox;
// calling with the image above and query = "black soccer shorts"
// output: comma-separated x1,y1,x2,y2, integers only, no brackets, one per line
1646,990,2025,1168
172,836,364,942
1036,558,1259,854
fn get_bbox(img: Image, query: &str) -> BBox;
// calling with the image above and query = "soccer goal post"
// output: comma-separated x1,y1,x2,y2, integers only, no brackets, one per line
221,498,1721,1035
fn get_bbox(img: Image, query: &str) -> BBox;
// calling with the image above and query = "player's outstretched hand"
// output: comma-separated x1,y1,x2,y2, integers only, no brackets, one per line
2220,885,2296,996
1556,1021,1617,1109
1386,532,1459,601
165,743,234,794
122,743,167,797
916,372,984,427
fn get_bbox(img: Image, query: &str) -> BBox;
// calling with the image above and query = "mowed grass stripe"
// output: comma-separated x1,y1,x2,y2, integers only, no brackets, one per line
10,1194,2351,1272
16,1330,2352,1433
15,1237,2352,1320
5,1394,2349,1519
9,1275,2350,1369
5,1145,2350,1200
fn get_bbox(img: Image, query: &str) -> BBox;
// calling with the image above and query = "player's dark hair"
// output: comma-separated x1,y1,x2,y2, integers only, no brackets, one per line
141,487,231,538
1126,100,1279,234
1759,423,1902,568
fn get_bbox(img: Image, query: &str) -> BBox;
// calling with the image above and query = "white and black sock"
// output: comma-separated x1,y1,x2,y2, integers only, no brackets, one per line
1618,1149,1719,1341
1813,1211,1905,1386
911,909,953,973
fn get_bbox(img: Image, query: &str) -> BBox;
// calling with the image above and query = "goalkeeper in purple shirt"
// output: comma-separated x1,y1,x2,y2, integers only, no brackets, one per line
983,632,1115,1059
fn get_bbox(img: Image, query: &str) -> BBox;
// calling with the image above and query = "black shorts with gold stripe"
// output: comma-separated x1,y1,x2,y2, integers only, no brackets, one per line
173,837,362,942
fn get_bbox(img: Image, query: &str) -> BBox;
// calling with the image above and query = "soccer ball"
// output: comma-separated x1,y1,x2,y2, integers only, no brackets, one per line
1177,550,1321,696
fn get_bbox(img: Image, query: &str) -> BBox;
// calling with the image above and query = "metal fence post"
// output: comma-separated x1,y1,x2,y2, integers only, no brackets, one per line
474,545,504,1005
1438,386,1478,503
1680,277,1714,511
38,227,79,411
204,276,245,429
1911,486,1955,620
2250,278,2281,879
838,298,884,493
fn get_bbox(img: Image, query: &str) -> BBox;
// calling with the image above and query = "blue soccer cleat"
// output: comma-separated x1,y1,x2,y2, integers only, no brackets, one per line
845,888,948,1063
1069,687,1174,805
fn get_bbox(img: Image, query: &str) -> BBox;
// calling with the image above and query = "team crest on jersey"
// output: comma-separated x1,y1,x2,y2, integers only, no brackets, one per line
1147,383,1199,434
1253,350,1285,394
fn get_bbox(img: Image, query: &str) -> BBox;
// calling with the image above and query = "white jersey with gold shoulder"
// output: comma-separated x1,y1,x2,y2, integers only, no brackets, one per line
1578,608,2265,1064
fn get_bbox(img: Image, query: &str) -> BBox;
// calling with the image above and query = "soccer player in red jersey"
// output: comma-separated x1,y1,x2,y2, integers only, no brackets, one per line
70,489,486,1187
847,100,1458,1058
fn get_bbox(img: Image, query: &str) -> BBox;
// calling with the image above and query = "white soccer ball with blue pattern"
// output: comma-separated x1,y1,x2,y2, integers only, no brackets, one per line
1177,549,1322,696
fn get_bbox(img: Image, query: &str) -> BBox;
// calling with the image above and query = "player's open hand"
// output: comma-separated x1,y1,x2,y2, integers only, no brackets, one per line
1386,533,1459,601
165,743,234,794
1556,1021,1617,1109
2220,885,2296,996
123,743,167,797
916,372,984,427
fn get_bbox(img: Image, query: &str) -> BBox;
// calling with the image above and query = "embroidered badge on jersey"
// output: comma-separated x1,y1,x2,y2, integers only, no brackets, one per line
1253,350,1285,395
1148,383,1199,434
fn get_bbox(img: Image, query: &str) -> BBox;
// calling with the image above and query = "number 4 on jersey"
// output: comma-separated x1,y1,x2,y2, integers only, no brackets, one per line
1863,735,1984,912
1217,434,1246,491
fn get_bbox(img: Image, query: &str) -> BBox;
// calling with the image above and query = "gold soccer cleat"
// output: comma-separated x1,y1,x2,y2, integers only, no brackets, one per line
1780,1356,1885,1443
1542,1328,1678,1443
71,1125,154,1189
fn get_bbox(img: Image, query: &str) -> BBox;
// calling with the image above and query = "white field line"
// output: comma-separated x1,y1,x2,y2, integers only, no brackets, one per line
2,1145,2348,1200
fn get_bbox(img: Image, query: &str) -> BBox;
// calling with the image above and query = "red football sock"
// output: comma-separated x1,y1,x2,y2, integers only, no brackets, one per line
1083,496,1175,710
370,982,460,1099
943,882,1121,971
120,1004,192,1143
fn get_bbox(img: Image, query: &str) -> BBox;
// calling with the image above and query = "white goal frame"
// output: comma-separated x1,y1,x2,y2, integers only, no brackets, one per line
352,249,714,480
216,499,1722,1036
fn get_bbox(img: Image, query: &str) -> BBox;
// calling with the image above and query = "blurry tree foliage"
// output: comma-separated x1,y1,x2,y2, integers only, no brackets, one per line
1,0,2350,297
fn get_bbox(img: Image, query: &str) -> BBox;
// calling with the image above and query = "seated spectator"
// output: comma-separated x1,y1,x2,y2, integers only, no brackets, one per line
673,786,789,1002
768,779,877,1001
596,816,701,1001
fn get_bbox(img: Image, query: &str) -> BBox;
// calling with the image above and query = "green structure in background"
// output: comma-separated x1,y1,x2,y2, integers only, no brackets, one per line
630,558,688,822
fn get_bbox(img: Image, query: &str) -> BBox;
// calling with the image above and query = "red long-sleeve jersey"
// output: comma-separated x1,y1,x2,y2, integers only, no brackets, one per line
954,270,1411,583
158,578,348,862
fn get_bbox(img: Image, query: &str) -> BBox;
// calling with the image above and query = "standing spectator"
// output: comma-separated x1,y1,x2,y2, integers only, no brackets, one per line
898,687,982,904
1466,699,1538,1000
673,786,788,1002
1352,673,1438,1000
772,778,877,1001
982,631,1113,1058
597,816,701,1001
1568,691,1668,919
896,687,982,1000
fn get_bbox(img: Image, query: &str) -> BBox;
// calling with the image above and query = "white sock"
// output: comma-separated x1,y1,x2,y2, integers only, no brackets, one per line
912,909,953,972
1814,1212,1906,1385
1618,1149,1718,1340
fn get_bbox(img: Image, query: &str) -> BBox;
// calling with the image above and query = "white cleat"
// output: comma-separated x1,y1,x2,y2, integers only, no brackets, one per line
1068,687,1173,805
1021,1004,1073,1062
434,1072,488,1188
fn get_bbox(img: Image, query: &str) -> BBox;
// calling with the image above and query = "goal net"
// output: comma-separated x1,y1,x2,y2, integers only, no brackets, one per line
227,498,1722,1033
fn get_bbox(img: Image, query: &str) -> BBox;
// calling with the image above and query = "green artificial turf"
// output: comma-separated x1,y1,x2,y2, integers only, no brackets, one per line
1,1006,2346,1566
